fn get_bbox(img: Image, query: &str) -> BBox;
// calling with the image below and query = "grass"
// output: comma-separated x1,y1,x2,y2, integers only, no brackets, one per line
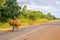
35,19,49,23
0,19,51,30
0,23,10,30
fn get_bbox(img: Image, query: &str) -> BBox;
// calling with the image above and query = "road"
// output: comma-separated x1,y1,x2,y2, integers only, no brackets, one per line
0,21,60,40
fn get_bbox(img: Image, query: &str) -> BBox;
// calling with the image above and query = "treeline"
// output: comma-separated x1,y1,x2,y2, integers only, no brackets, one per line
0,0,56,22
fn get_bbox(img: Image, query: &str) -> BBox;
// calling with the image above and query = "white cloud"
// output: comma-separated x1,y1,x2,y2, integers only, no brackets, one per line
17,0,60,18
26,3,60,13
17,0,23,2
56,1,60,5
17,0,60,13
37,0,48,2
26,4,54,11
30,0,34,5
17,0,28,2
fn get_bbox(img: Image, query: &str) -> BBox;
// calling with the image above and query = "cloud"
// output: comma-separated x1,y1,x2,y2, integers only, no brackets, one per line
27,3,60,14
17,0,60,18
26,4,53,12
17,0,28,2
30,0,34,5
17,0,60,12
56,1,60,5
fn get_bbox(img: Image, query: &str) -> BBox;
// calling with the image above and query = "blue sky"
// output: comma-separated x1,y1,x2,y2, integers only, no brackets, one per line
17,0,60,18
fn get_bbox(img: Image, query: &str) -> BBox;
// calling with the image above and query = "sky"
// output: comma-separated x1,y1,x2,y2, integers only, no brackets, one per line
17,0,60,18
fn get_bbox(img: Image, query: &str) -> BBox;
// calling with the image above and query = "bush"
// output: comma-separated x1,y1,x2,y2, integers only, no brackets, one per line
35,19,49,23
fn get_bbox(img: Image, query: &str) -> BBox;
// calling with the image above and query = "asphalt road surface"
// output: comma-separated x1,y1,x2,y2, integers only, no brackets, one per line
0,21,60,40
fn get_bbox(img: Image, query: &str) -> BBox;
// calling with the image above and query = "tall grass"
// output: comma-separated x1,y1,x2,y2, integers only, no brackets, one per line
0,23,10,29
0,18,49,29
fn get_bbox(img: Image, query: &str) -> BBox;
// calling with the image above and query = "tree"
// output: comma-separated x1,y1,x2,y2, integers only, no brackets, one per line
32,11,44,19
21,5,56,21
22,5,27,11
0,0,6,7
22,5,27,17
46,12,56,20
29,14,36,20
0,0,21,22
0,0,6,19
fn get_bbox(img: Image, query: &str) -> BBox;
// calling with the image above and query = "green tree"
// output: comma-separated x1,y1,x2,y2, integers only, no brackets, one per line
32,11,44,19
0,0,6,19
21,5,56,21
0,0,21,22
0,0,6,7
46,12,56,20
22,5,27,11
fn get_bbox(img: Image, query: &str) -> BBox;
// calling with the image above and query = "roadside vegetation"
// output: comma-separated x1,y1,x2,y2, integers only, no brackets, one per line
0,0,57,30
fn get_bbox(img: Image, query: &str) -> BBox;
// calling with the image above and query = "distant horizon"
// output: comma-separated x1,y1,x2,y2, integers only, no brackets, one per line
17,0,60,18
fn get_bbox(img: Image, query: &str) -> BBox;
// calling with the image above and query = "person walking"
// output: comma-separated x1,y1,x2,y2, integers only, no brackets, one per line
10,17,21,31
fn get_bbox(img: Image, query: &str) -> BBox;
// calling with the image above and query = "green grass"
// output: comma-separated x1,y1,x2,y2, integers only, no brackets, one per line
0,23,10,29
0,19,50,30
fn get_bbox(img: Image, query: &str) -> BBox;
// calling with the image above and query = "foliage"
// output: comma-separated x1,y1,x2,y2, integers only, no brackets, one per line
0,23,10,29
0,0,6,7
21,6,56,21
45,13,56,20
0,1,57,29
0,0,21,22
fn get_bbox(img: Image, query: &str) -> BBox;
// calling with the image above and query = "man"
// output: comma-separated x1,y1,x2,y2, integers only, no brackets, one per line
10,17,21,31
